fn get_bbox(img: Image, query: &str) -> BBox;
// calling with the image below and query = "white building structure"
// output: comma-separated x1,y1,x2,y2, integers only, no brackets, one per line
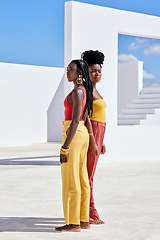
65,1,160,161
0,63,64,147
118,61,143,114
1,1,160,161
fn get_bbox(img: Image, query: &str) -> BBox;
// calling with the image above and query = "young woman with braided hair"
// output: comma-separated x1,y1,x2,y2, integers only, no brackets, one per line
55,59,93,232
81,50,106,225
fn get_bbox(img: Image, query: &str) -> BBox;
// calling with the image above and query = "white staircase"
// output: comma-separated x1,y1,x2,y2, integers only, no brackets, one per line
118,88,160,125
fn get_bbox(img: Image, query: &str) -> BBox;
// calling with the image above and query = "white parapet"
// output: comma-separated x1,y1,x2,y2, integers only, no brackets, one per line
0,62,64,147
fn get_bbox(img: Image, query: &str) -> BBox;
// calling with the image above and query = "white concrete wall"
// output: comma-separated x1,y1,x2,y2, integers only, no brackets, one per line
65,1,160,161
118,61,143,114
0,62,64,147
47,76,65,142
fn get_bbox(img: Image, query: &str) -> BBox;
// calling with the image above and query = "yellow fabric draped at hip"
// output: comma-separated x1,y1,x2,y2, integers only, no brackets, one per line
61,120,90,225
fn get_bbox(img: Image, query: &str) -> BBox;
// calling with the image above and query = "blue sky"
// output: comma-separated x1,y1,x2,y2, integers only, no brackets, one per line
0,0,160,70
118,35,160,87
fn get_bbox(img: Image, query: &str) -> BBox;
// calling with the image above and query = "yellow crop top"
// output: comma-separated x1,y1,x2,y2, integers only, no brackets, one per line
90,99,106,123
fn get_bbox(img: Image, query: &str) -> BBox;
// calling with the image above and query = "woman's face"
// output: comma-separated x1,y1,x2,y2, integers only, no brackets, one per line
89,64,102,84
66,62,79,82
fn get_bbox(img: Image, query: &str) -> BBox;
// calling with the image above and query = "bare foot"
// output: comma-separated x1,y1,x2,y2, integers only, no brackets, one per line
55,224,81,232
80,221,90,229
93,220,105,225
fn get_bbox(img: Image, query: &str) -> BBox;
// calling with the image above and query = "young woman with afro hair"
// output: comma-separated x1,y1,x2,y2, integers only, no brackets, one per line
81,50,106,224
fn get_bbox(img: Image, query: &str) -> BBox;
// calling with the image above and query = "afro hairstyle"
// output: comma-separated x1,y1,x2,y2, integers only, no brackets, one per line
81,50,105,66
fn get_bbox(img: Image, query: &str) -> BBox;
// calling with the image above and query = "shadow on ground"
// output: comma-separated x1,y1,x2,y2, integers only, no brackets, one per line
0,217,65,233
0,156,60,166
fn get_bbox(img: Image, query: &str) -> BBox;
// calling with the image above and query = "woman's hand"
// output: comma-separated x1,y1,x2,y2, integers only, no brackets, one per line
101,143,106,155
60,153,68,164
85,115,98,156
89,137,98,156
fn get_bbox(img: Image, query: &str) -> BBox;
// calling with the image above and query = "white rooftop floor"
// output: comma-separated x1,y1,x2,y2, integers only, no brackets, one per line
0,143,160,240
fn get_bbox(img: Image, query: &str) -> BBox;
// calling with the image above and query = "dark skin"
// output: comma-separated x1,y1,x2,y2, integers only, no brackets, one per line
85,63,106,225
60,88,84,164
85,114,98,156
60,62,86,163
56,62,89,232
86,64,106,156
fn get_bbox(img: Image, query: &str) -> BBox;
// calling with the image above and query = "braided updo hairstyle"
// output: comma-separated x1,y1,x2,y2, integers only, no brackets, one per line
81,50,105,67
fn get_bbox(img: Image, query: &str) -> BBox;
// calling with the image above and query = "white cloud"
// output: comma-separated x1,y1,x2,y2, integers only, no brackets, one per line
143,82,160,88
128,42,139,50
118,54,138,63
144,44,160,55
143,70,155,79
135,38,149,44
128,38,149,50
151,83,160,87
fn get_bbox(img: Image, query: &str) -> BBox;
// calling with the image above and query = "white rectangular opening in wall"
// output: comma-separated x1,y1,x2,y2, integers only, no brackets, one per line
65,1,160,161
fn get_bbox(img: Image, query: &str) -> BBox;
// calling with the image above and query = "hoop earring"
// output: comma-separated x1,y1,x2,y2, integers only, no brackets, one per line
76,75,83,85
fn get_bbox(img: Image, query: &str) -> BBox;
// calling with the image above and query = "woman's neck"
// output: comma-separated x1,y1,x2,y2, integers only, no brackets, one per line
74,83,84,88
92,83,97,89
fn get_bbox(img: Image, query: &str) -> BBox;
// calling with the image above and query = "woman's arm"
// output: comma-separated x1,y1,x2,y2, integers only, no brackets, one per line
60,89,83,164
85,115,98,156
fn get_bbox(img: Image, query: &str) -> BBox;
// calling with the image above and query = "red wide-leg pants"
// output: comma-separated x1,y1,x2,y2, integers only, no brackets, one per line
87,120,106,223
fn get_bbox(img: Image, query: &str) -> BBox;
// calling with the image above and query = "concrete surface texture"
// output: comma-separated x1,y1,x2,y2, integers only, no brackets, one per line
0,143,160,240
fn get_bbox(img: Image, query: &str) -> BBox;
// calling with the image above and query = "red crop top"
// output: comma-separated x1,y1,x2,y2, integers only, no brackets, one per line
64,87,86,121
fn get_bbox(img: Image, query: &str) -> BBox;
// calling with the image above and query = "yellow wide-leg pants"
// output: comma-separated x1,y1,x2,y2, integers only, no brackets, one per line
61,120,90,225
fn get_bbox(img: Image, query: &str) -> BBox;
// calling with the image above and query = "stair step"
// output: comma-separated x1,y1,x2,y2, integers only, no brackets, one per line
133,98,160,104
140,119,160,125
118,119,140,125
119,88,160,125
127,103,160,109
118,114,146,119
140,87,160,94
138,94,160,99
121,109,155,114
